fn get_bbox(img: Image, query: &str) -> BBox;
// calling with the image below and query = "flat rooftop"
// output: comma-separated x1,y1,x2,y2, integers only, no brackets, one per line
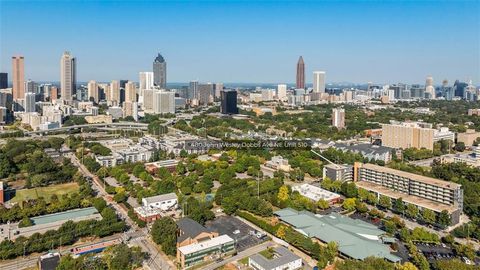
292,184,341,202
249,246,300,269
358,163,461,190
31,207,99,225
177,234,234,255
356,181,458,213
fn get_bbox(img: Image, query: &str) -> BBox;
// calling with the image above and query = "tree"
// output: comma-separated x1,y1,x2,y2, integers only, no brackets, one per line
454,142,466,152
406,204,419,219
276,225,287,239
396,262,418,270
383,220,396,234
435,259,477,270
421,208,436,225
357,188,369,202
342,198,356,211
379,195,392,209
151,217,177,256
366,192,378,205
317,199,330,210
341,182,358,198
18,217,33,228
437,210,451,228
355,201,368,214
277,185,289,202
393,197,405,214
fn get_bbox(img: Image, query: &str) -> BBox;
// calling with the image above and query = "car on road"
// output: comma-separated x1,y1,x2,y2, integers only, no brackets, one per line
233,230,240,235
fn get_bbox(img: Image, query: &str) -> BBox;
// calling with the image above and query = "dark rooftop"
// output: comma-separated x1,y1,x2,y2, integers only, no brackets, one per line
176,217,211,243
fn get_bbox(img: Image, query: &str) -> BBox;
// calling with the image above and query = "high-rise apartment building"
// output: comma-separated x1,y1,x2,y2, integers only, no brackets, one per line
87,80,99,102
0,73,7,89
354,162,463,224
382,122,434,150
125,81,136,103
109,80,120,105
12,56,25,100
313,71,326,93
198,84,214,105
153,53,167,89
24,92,36,112
214,83,224,99
143,89,154,112
60,51,76,101
277,84,287,100
261,89,275,101
220,90,238,115
153,91,175,114
25,79,38,94
425,76,435,99
332,108,345,130
188,81,199,100
381,121,453,150
50,86,58,101
296,56,305,89
139,72,154,90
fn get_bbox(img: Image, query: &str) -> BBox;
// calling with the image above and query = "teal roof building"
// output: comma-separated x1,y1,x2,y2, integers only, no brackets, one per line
274,208,401,262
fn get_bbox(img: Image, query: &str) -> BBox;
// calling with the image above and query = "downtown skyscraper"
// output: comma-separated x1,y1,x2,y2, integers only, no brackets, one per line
60,51,76,102
12,56,25,100
153,53,166,89
296,56,305,89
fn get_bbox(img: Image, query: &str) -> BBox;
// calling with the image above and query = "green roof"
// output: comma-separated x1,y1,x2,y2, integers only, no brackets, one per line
274,208,401,262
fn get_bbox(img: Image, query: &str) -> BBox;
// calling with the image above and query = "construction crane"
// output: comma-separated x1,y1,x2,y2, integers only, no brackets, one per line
310,149,341,169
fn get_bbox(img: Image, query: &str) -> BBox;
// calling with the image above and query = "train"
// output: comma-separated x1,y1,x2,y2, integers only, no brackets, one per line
70,238,121,256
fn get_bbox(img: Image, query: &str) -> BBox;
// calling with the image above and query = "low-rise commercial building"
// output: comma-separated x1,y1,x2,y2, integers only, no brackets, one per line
274,208,400,262
292,184,341,204
176,217,234,269
142,192,178,210
265,156,292,172
248,246,302,270
353,162,463,224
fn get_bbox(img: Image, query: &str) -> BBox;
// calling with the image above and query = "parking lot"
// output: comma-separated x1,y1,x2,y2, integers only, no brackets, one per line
416,243,456,262
205,215,266,252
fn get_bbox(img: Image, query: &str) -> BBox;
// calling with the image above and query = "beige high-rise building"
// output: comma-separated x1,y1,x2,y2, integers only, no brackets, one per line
382,122,435,150
87,80,99,102
12,56,25,100
332,108,345,130
109,80,120,105
277,84,287,100
50,86,58,101
143,89,154,113
313,71,326,93
125,81,136,103
60,51,76,101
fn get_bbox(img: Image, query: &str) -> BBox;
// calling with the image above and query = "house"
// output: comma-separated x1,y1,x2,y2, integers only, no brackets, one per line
142,193,178,211
249,246,302,270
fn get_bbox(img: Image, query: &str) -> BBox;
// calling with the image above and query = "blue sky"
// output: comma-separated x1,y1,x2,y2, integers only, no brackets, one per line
0,0,479,84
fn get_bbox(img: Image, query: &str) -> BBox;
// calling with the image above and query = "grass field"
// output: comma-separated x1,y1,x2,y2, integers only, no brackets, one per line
10,182,80,203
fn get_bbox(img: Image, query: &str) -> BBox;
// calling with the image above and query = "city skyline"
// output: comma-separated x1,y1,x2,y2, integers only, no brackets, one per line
0,1,479,84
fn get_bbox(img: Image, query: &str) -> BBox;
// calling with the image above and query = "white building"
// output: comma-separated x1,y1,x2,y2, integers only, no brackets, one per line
292,183,341,204
332,107,345,130
265,156,291,172
277,84,287,100
248,246,302,270
313,71,326,93
261,89,275,101
142,193,178,210
24,92,36,112
153,90,175,114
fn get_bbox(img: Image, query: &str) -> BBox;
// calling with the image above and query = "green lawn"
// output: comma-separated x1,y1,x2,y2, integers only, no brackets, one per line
10,182,80,203
259,248,275,259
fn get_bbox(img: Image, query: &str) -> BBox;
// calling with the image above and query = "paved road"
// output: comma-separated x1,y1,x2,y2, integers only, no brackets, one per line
68,152,174,270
